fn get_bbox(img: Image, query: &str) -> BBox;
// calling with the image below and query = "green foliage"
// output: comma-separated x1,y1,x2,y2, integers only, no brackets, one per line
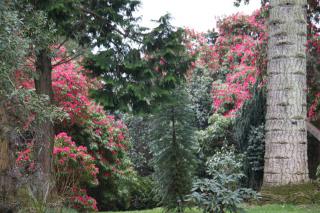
233,83,266,189
247,125,265,172
190,146,258,213
127,176,159,210
233,84,266,152
125,115,154,176
86,14,194,113
0,1,64,127
18,0,140,47
188,67,213,129
196,114,234,157
317,164,320,182
0,2,28,95
150,86,197,212
106,205,320,213
245,125,265,189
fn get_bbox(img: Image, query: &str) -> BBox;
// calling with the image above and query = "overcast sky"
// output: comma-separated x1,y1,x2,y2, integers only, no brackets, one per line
136,0,261,32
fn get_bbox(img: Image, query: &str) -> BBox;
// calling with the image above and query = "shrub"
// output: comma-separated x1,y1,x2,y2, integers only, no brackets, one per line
189,146,258,213
196,114,234,157
68,187,98,212
245,124,265,189
53,132,99,194
128,176,159,210
16,133,99,212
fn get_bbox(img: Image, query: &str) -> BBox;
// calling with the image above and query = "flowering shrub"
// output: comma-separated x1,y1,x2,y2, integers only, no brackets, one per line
53,132,99,195
68,187,98,212
187,7,320,121
16,132,99,212
185,28,218,71
16,143,35,175
84,104,130,179
210,9,267,117
185,8,267,117
52,64,90,124
307,31,320,120
52,53,133,208
68,103,134,209
52,47,132,208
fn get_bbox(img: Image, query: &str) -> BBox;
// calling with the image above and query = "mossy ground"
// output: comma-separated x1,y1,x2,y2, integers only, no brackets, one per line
260,182,320,204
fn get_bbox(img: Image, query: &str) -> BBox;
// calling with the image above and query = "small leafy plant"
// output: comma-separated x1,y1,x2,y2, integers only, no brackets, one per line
189,146,258,213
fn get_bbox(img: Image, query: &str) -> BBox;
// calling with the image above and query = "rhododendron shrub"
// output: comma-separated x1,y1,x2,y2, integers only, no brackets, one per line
188,7,320,121
185,28,218,71
54,133,99,212
16,143,35,175
67,103,133,209
50,52,132,208
53,133,99,194
16,47,132,209
185,9,268,182
68,187,98,212
16,132,99,212
52,50,132,209
307,31,320,120
185,8,267,117
210,9,267,117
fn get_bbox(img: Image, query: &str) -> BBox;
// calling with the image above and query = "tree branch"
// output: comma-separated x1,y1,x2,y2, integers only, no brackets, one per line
307,121,320,142
52,51,83,67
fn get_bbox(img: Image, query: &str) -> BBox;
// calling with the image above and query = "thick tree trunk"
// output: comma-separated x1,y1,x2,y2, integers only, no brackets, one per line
0,106,19,212
33,49,55,200
264,0,309,185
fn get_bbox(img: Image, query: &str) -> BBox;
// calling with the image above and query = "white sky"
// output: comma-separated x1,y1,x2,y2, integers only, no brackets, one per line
136,0,261,32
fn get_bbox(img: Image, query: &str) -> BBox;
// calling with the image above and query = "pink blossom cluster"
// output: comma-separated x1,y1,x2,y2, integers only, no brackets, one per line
69,187,98,212
185,8,267,117
307,29,320,120
54,132,99,185
16,144,36,174
51,48,94,124
185,28,219,71
213,10,266,116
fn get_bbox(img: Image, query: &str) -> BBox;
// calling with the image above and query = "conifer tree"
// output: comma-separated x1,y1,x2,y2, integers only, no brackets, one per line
150,86,197,213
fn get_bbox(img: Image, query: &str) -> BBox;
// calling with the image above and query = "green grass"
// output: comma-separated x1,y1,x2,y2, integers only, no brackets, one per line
107,208,198,213
245,204,320,213
105,204,320,213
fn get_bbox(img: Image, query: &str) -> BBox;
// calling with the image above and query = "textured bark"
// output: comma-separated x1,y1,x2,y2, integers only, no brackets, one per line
0,106,19,212
264,0,309,186
33,49,55,199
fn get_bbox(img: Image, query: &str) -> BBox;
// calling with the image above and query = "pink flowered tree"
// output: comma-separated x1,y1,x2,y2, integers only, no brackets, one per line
16,132,99,212
210,9,267,117
185,8,267,118
16,46,132,210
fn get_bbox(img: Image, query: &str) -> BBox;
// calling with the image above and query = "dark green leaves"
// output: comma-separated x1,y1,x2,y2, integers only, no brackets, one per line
87,14,195,113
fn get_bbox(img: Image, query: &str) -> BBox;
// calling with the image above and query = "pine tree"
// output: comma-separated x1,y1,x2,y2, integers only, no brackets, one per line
150,86,197,213
86,14,194,113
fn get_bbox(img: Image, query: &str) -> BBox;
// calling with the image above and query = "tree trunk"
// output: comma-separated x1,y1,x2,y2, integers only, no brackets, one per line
264,0,309,185
0,106,19,212
33,49,55,200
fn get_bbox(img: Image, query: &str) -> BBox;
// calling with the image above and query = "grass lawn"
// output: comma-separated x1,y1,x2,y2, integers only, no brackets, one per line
106,204,320,213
